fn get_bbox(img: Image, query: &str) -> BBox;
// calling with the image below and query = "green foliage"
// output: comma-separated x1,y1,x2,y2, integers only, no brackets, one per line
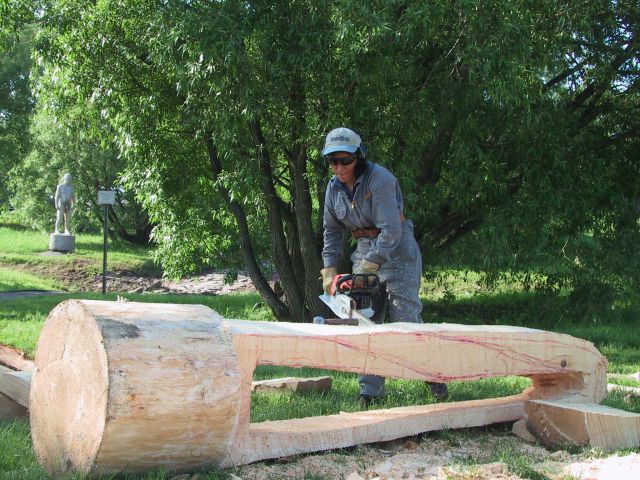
0,24,34,206
17,0,640,317
0,420,45,480
490,438,549,480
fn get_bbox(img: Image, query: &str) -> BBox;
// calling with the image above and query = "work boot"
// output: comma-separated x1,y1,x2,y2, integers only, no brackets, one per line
359,394,383,409
427,382,449,400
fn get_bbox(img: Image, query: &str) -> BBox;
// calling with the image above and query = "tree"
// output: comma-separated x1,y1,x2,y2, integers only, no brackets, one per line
0,24,35,207
35,0,640,320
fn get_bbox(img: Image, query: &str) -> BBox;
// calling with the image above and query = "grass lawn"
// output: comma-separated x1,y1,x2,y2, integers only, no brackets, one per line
0,225,159,276
0,267,64,292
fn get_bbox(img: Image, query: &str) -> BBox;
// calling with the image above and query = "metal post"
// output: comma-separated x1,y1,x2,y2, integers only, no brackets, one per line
102,204,108,295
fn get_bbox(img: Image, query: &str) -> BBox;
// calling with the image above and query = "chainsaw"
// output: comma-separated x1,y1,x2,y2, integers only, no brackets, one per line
317,273,381,326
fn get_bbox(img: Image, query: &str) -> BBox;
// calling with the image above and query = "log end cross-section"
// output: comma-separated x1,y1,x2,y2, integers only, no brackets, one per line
30,300,241,477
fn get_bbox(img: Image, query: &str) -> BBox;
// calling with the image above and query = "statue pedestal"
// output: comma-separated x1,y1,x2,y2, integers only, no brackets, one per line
49,233,75,252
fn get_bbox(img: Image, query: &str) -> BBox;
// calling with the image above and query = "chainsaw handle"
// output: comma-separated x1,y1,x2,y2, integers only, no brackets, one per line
330,273,380,296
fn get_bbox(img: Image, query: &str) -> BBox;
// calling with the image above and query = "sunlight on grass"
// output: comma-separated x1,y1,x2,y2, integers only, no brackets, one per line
1,225,639,479
0,420,45,480
0,267,64,292
0,226,157,274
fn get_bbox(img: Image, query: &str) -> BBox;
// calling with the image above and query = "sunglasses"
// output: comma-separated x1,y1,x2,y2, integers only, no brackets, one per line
325,155,356,166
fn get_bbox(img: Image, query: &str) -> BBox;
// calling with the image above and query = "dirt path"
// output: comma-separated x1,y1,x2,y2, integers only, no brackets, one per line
2,260,258,296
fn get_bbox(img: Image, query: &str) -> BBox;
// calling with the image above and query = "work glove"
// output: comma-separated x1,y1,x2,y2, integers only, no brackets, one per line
320,267,337,294
354,259,379,275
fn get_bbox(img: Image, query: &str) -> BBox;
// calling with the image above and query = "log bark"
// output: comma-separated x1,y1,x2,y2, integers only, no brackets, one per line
511,418,537,443
30,299,608,477
525,400,640,450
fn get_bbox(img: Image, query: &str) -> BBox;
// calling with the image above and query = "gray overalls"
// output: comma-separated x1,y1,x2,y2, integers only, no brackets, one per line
322,161,423,397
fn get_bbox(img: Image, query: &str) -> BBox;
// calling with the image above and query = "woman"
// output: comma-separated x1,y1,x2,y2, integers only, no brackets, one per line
319,127,448,405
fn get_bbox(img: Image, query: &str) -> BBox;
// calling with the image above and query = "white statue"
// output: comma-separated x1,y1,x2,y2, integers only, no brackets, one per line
54,173,75,235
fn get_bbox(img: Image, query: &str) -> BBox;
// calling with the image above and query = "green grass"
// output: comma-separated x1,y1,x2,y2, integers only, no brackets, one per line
251,367,532,422
0,267,64,292
0,226,159,275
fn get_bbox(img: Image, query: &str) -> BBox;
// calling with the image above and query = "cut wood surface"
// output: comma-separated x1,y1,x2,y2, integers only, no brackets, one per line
238,396,524,465
30,300,609,477
0,365,31,407
0,344,34,371
251,376,332,393
525,399,640,450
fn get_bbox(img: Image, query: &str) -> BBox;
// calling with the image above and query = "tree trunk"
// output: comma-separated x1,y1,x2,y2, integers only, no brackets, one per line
205,134,289,320
248,119,305,322
285,80,324,319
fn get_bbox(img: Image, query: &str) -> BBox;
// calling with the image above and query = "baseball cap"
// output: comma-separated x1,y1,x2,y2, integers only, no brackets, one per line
322,127,361,156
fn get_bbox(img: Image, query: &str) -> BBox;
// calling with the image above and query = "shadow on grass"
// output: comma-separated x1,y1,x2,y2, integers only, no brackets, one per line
0,222,31,232
423,289,640,328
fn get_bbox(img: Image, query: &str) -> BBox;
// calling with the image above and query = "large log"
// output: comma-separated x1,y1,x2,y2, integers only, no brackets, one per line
30,300,608,477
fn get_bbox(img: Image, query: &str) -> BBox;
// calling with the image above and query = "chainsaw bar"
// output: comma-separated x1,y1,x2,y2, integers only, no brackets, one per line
319,293,374,326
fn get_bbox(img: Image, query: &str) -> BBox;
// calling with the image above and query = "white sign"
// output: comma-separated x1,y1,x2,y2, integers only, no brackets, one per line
98,190,116,205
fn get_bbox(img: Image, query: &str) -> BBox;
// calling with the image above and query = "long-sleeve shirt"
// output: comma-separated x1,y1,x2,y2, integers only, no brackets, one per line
322,161,405,267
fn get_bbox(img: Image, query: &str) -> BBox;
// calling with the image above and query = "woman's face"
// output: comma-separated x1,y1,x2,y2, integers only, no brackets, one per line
329,151,357,185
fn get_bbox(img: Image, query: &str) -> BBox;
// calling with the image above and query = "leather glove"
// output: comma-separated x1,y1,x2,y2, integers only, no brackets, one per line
353,259,379,275
320,267,337,294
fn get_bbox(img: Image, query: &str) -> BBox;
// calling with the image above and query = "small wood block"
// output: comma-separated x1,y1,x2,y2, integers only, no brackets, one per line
525,400,640,450
608,372,640,383
0,368,31,408
251,376,332,393
512,418,537,443
0,344,34,372
607,383,640,397
0,391,28,419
